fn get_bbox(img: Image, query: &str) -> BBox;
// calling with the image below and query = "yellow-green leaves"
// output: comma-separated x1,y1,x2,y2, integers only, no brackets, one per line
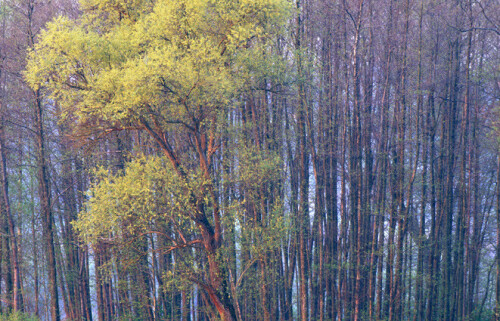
74,155,205,244
25,0,291,134
27,1,291,298
74,150,285,254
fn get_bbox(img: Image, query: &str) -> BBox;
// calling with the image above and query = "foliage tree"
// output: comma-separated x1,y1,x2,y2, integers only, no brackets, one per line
26,0,290,320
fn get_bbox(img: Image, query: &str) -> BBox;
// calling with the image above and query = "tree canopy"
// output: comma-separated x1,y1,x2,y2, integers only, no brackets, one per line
26,0,290,136
26,0,291,320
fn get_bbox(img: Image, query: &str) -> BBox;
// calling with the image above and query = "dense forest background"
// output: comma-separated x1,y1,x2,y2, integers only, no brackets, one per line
0,0,499,320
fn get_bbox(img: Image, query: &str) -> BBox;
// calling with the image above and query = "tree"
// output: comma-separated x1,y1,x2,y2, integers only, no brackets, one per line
25,1,290,320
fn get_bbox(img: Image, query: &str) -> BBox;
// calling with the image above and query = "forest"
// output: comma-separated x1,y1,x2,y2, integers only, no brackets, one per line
0,0,499,320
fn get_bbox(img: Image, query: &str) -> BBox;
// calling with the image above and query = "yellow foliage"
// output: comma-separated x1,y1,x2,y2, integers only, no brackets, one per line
25,0,291,132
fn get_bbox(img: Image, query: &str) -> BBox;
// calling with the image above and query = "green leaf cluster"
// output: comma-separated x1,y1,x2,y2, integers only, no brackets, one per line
0,312,39,321
25,0,291,133
74,155,203,243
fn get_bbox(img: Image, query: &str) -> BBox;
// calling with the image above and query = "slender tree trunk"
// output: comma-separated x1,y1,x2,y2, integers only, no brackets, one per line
33,89,60,321
496,154,500,321
0,91,23,315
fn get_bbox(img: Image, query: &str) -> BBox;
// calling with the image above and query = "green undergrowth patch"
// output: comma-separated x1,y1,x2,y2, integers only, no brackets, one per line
0,312,39,321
